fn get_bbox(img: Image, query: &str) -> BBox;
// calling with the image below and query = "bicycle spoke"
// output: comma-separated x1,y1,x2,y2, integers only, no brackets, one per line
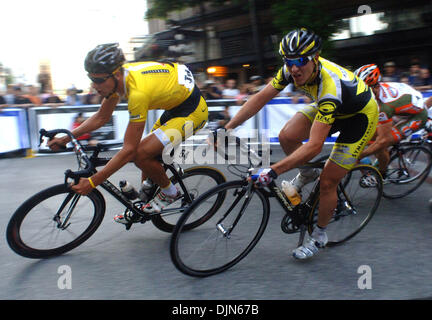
384,145,432,198
171,181,269,277
311,165,382,245
17,190,98,252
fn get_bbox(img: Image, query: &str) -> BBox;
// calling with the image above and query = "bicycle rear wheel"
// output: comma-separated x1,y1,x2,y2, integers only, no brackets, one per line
308,164,382,246
151,166,226,232
6,184,105,259
170,180,270,277
383,145,432,199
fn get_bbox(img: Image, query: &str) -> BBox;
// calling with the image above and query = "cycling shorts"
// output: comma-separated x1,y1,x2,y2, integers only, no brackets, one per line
151,95,208,147
299,97,379,170
391,108,428,142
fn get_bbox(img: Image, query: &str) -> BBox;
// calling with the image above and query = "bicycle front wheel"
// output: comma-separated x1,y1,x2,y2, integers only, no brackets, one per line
170,180,270,277
308,164,382,246
151,166,226,232
383,145,432,199
6,184,105,259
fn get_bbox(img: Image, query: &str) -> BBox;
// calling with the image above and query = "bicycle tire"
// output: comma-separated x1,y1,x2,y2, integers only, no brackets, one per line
151,166,226,232
307,164,382,246
383,145,432,199
6,184,105,259
170,180,270,277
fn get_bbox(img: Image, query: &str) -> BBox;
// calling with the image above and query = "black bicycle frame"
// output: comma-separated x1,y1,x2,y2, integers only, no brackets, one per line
86,154,191,221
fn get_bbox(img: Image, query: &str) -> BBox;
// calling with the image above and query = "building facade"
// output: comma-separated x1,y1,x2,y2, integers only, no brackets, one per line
139,0,432,83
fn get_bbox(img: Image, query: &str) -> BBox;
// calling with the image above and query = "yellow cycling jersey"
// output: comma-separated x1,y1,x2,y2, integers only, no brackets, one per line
271,57,374,125
122,61,196,122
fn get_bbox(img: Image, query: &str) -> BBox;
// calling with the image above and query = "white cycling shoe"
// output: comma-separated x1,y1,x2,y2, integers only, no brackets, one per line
293,233,328,260
142,189,182,214
291,169,320,192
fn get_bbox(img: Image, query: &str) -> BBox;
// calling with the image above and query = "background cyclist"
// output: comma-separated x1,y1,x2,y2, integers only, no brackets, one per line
355,64,428,179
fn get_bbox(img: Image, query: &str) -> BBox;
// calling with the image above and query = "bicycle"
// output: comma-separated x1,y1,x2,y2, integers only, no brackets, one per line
170,140,383,277
6,128,226,259
379,129,432,199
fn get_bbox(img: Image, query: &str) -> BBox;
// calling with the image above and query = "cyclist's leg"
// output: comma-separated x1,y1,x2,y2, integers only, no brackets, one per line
322,103,378,228
294,100,378,259
278,104,315,155
373,127,400,176
280,104,320,189
317,160,349,228
135,133,172,188
395,110,428,140
136,96,208,188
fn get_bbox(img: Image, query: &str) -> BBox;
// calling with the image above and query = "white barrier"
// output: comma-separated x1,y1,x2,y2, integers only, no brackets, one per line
1,91,431,156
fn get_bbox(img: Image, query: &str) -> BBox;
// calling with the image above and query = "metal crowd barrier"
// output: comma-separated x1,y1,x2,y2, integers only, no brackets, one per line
1,91,432,158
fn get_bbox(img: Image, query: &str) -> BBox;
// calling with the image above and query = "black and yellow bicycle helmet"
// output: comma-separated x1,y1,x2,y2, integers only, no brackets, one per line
279,28,322,59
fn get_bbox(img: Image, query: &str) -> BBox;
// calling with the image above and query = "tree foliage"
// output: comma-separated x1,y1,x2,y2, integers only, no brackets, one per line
145,0,238,20
270,0,339,58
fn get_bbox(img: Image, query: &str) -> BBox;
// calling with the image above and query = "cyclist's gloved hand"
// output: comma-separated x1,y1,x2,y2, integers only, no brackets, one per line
251,168,278,187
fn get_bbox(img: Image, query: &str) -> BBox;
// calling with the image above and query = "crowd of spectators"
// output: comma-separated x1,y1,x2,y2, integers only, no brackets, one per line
379,60,432,91
0,84,103,108
198,74,313,106
199,58,432,108
2,58,431,109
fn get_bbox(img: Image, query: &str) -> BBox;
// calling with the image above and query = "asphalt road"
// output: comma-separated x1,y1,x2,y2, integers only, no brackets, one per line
1,146,432,301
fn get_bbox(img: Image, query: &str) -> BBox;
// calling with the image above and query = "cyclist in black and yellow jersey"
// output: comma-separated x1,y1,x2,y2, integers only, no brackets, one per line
224,28,379,259
48,43,208,223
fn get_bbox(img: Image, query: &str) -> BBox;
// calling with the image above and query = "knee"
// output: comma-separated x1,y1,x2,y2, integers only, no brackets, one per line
319,175,340,194
279,128,301,146
134,146,152,163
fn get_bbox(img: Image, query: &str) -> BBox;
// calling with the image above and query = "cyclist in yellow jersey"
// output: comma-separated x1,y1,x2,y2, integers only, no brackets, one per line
48,43,208,222
224,28,379,259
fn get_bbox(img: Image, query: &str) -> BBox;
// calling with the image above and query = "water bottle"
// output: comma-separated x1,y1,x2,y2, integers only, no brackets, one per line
119,180,139,200
138,178,154,202
359,157,372,165
281,180,301,206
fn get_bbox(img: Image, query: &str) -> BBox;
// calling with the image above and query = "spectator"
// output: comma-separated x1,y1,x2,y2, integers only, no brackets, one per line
42,90,63,104
71,112,98,146
222,79,240,99
236,83,252,105
22,85,42,106
3,84,17,105
13,86,32,105
0,94,6,105
381,61,400,82
400,74,410,85
201,79,222,100
249,75,265,94
408,62,423,87
414,68,432,92
65,86,83,106
83,87,103,105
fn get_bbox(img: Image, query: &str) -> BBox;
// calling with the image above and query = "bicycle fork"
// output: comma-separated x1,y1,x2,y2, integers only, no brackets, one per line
216,182,253,238
53,192,80,230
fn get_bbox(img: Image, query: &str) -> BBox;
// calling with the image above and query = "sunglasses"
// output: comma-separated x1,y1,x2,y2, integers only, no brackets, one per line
283,56,313,67
88,74,113,84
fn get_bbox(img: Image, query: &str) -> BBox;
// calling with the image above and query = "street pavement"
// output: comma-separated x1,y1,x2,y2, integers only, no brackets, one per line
1,145,432,301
